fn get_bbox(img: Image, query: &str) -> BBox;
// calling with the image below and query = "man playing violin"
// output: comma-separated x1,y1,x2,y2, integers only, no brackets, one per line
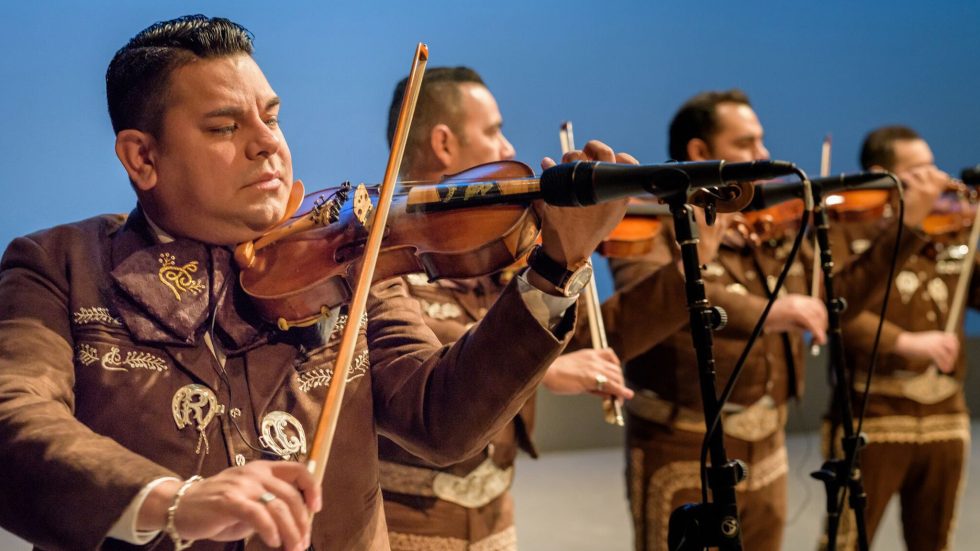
611,90,943,551
821,126,973,551
378,66,635,551
0,15,630,551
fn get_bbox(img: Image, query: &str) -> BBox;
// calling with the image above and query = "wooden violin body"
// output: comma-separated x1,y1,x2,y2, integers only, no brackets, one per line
238,161,541,328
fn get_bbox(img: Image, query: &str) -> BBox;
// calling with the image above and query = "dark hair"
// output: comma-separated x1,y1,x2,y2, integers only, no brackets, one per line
386,66,485,170
668,89,751,161
859,125,922,171
106,15,254,136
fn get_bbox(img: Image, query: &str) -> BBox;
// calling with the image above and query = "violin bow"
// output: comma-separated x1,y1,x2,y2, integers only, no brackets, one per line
810,134,831,356
941,183,980,337
559,121,624,426
306,43,429,488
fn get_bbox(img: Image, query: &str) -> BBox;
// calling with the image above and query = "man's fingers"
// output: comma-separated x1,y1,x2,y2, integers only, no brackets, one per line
597,347,621,364
226,496,281,549
262,496,304,551
582,140,615,162
269,461,321,512
615,152,640,165
541,156,557,170
261,477,312,541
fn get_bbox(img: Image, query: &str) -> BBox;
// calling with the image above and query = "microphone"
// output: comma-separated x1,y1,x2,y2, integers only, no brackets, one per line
539,159,798,207
961,165,980,188
744,172,896,212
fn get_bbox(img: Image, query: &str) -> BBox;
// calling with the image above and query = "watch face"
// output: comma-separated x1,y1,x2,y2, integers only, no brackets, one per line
563,264,594,297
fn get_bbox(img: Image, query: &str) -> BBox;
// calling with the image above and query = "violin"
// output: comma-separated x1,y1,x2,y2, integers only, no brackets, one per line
826,179,975,238
237,160,541,329
735,200,805,245
598,198,663,258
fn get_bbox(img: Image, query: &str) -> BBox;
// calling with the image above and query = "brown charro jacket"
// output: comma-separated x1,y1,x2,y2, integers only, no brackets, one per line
829,215,980,416
0,209,573,550
377,274,537,476
612,216,930,413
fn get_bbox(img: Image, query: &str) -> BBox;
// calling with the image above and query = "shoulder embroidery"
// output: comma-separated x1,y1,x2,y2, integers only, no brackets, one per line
895,270,921,304
75,343,169,373
703,262,725,278
158,252,206,301
298,349,370,393
405,273,433,287
72,307,123,327
421,300,463,320
850,239,871,255
725,282,748,296
327,312,369,343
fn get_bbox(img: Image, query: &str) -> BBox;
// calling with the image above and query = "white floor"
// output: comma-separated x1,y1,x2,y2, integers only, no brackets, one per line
511,425,980,550
2,426,977,550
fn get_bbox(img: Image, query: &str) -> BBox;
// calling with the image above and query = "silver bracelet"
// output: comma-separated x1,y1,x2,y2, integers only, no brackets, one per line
165,475,204,551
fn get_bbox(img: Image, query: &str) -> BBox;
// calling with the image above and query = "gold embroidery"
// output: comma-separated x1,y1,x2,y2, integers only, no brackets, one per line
158,253,206,301
855,368,960,404
647,460,701,551
298,349,370,392
76,344,99,366
405,273,433,286
379,457,514,508
850,238,871,255
859,413,970,445
72,307,122,326
704,262,725,278
101,346,126,372
81,343,168,373
895,270,920,304
927,277,949,314
172,384,220,455
725,282,748,296
471,526,517,551
421,299,463,320
327,312,369,343
259,411,307,460
389,532,468,551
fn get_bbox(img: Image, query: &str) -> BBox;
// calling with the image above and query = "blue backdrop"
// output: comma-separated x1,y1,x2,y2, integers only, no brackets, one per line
2,0,978,326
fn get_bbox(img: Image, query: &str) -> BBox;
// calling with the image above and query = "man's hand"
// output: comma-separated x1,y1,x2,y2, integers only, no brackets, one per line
764,294,828,344
900,166,949,229
533,140,633,273
140,461,321,551
540,348,633,400
894,330,960,373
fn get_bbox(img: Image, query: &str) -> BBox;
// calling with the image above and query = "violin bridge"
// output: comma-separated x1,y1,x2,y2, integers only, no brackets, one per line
353,183,374,229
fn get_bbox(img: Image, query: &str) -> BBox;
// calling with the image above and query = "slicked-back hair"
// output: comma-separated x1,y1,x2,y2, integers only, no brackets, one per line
386,66,486,172
668,89,752,161
860,126,922,171
106,14,254,137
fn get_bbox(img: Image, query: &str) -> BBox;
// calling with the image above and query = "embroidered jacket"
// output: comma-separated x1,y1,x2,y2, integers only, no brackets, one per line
0,209,572,550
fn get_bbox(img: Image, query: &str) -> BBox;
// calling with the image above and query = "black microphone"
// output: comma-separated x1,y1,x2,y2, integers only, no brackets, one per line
744,172,897,212
961,165,980,187
539,159,798,207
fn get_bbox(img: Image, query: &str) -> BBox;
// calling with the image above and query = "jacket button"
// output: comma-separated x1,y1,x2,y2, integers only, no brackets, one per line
235,454,246,466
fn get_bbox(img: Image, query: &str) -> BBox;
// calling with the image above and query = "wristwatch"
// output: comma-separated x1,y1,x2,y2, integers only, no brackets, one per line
527,245,593,297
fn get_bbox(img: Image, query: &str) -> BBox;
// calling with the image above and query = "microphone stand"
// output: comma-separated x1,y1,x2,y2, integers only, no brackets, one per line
808,192,870,551
665,191,745,551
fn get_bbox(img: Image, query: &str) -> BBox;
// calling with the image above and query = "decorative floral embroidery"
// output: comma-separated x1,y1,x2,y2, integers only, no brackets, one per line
72,307,122,327
76,343,169,373
327,312,369,343
158,252,206,301
421,300,463,320
76,344,99,366
298,349,370,392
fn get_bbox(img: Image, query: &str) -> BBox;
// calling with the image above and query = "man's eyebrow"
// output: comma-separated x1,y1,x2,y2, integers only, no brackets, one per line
203,97,281,118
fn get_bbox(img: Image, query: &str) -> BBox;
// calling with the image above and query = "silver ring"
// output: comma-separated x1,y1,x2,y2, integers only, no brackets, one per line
258,491,277,505
594,373,608,392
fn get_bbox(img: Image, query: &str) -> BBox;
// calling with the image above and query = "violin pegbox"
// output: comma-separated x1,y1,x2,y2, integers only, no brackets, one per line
353,183,374,229
310,181,351,226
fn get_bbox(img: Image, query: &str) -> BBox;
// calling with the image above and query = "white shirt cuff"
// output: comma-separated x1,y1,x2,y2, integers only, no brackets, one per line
516,272,578,331
107,476,180,544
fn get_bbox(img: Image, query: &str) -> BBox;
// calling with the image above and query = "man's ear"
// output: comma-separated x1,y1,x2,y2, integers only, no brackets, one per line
114,129,158,191
686,138,711,162
430,123,458,171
